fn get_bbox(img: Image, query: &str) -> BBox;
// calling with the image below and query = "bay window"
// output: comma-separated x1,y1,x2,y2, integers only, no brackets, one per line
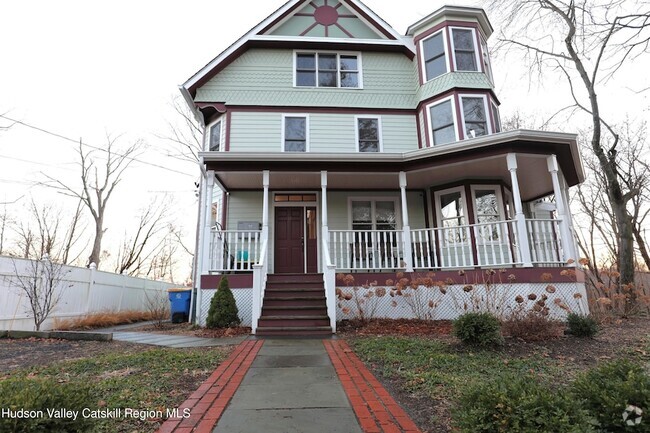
421,30,447,81
460,96,490,138
451,28,479,71
427,97,457,145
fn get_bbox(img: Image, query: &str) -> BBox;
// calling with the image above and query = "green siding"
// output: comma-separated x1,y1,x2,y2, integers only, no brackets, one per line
196,49,418,109
226,192,263,231
417,72,493,103
229,112,418,153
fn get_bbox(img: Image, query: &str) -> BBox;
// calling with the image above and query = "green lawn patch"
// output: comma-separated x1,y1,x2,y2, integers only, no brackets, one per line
2,346,230,433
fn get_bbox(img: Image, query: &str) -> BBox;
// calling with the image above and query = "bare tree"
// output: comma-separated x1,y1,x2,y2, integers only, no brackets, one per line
158,96,205,167
12,255,69,331
0,203,12,255
43,136,141,268
489,0,650,285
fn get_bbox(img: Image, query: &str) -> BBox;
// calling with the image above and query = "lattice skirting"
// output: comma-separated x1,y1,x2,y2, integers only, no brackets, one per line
335,282,588,321
198,289,253,327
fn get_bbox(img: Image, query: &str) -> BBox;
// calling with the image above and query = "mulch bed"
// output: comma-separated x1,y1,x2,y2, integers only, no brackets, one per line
337,318,453,336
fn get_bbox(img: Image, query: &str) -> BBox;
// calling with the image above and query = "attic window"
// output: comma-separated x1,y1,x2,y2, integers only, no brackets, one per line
295,52,361,88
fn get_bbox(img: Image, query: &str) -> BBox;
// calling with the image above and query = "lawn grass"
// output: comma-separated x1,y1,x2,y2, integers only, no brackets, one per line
4,346,231,433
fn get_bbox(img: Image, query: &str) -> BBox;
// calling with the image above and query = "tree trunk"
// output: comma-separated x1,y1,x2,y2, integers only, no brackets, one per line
88,216,103,267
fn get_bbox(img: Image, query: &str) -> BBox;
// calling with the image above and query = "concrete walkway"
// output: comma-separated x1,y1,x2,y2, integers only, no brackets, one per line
156,339,422,433
112,331,247,348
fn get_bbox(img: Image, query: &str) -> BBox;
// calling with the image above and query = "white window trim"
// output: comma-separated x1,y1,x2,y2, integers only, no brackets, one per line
449,26,482,73
205,117,225,152
419,29,449,83
434,186,467,229
281,114,310,152
347,197,402,231
354,115,383,153
425,95,459,146
458,94,492,139
293,50,364,89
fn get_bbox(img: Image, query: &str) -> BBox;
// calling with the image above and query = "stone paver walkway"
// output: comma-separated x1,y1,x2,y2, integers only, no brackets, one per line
155,338,422,433
112,331,246,348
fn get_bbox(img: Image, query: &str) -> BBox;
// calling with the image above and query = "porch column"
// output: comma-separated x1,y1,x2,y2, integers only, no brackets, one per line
321,171,329,243
547,155,577,263
399,172,414,272
506,154,533,267
261,170,270,241
201,170,215,274
321,171,337,332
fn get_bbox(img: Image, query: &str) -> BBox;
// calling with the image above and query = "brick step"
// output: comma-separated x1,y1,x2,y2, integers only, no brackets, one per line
262,297,327,307
257,317,330,327
264,289,325,298
267,273,323,283
265,281,324,289
261,306,328,316
255,326,332,336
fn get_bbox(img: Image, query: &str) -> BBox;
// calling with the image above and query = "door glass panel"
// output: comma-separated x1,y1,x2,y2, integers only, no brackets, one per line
307,209,317,240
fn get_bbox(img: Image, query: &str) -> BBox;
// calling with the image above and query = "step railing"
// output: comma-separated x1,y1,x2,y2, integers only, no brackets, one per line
322,232,337,332
251,236,268,335
210,229,262,272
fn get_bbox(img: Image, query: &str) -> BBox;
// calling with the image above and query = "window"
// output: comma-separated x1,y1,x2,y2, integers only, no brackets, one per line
436,188,467,243
295,52,360,88
471,186,505,242
208,121,222,151
350,199,398,231
421,31,447,81
491,102,501,133
461,96,489,138
356,117,381,152
481,37,493,82
451,28,478,71
283,116,308,152
427,98,457,145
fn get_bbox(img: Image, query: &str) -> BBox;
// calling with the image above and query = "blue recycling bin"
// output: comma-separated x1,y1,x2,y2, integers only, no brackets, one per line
168,288,192,323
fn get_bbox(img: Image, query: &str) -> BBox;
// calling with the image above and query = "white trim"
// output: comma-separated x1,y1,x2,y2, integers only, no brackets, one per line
425,95,459,146
480,35,494,84
281,113,310,152
205,117,225,152
458,93,492,139
354,115,383,153
293,50,363,89
347,196,402,230
433,186,467,230
406,6,493,38
419,28,449,83
449,26,481,73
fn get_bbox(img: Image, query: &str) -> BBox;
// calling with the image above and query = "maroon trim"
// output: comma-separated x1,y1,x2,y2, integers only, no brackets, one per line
475,31,485,74
417,88,500,112
464,184,479,266
421,107,431,148
201,274,253,289
295,13,313,17
453,93,464,139
432,179,510,196
445,27,455,72
415,37,424,85
335,22,355,38
300,22,320,36
342,0,397,40
221,191,228,228
225,111,232,152
429,186,442,261
422,190,431,229
259,1,311,34
415,109,423,149
336,267,584,286
413,21,480,44
309,1,319,9
228,105,415,115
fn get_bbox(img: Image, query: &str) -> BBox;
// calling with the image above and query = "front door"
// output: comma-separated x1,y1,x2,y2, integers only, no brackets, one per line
274,207,304,273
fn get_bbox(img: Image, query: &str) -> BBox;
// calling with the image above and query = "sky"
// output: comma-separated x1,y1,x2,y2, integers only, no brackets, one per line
0,0,648,278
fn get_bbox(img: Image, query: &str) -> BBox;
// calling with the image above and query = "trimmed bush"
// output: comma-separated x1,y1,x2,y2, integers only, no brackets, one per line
206,276,240,329
572,359,650,432
0,377,93,432
566,313,598,338
453,312,503,347
455,375,596,433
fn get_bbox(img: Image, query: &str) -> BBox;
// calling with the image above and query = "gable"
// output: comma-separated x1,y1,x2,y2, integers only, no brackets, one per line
265,0,387,39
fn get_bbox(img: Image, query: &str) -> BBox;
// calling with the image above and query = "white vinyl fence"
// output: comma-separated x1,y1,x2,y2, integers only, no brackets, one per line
0,256,176,331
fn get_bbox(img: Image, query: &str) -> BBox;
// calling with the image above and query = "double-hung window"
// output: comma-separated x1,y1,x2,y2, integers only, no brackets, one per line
295,52,360,88
356,117,381,152
283,115,308,152
427,97,457,145
421,30,447,81
451,28,478,71
460,96,490,138
208,120,222,151
351,199,399,232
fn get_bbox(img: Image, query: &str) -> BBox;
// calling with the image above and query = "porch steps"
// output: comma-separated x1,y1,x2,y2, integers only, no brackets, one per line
256,273,333,336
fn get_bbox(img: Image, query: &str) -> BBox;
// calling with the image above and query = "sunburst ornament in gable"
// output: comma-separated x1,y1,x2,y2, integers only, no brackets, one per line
294,0,358,37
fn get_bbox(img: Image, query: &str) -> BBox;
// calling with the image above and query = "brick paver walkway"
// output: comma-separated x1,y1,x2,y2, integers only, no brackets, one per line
324,340,422,433
156,340,263,433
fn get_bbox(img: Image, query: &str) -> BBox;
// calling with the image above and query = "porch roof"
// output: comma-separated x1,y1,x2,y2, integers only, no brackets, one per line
201,129,583,201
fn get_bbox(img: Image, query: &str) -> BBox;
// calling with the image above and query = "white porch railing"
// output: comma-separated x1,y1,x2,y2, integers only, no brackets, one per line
526,218,564,264
209,228,262,272
328,230,406,271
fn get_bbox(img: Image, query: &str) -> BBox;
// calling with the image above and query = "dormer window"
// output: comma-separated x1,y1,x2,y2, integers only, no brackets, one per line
421,30,447,81
451,28,479,71
295,52,361,88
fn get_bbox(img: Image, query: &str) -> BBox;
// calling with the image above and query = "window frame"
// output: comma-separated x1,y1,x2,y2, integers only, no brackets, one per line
293,51,363,89
354,115,383,153
419,29,449,83
470,184,506,244
491,100,501,133
459,94,492,139
347,197,402,231
449,26,481,73
434,186,468,245
425,95,459,146
206,118,224,152
281,114,310,152
480,35,493,83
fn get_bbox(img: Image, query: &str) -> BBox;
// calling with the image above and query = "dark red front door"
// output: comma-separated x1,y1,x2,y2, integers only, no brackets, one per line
275,207,304,273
